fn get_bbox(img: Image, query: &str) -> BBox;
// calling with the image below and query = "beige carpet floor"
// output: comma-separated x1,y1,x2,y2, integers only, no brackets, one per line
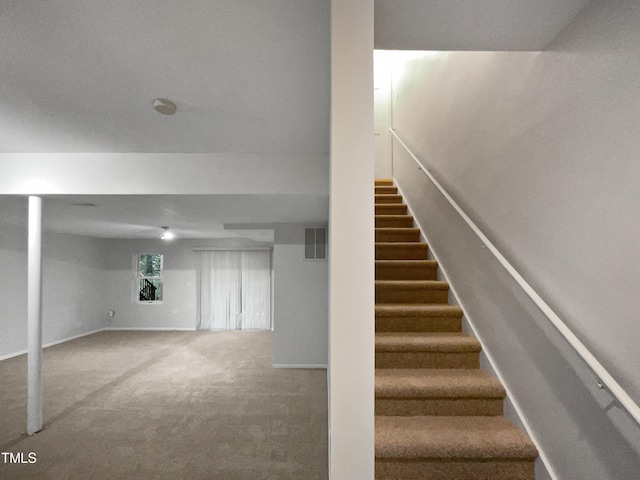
0,331,328,480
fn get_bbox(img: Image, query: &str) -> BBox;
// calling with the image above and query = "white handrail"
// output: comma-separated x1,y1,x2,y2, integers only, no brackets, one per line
390,128,640,427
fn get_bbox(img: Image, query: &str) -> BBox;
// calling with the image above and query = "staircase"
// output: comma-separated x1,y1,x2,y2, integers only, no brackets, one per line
374,179,538,480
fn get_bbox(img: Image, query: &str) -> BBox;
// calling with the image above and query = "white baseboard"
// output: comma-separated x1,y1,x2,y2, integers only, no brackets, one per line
0,328,106,362
273,364,327,369
104,327,196,331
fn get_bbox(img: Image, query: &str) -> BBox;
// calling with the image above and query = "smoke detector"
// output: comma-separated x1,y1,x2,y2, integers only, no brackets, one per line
153,98,177,115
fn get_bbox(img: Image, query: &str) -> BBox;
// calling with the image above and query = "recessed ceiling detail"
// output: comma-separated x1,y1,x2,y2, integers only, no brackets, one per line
0,194,328,240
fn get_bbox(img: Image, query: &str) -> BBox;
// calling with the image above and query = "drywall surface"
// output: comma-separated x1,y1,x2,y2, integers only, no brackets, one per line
0,224,28,358
272,224,328,367
329,0,375,477
42,231,109,343
0,0,330,154
0,153,329,195
103,238,270,330
0,221,109,359
374,0,590,51
390,1,640,478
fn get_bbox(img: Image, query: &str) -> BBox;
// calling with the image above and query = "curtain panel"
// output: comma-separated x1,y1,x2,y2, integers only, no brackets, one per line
197,250,271,331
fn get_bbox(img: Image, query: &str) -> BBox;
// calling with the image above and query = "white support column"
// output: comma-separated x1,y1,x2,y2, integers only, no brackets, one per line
27,195,43,435
329,0,374,478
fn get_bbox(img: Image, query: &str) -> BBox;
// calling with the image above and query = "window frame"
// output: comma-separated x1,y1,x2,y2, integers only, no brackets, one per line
135,253,164,304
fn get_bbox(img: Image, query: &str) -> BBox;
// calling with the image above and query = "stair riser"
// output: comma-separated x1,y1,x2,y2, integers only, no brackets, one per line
376,317,462,333
376,245,428,260
375,216,414,228
375,195,403,204
376,286,449,304
375,186,398,195
375,460,534,480
376,352,479,369
376,265,438,280
375,205,408,215
375,398,503,417
375,230,421,242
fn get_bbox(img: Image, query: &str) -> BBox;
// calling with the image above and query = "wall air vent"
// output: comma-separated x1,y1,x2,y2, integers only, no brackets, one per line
304,227,327,260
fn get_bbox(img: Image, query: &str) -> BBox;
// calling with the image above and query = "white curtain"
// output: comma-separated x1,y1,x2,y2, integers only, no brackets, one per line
197,250,271,331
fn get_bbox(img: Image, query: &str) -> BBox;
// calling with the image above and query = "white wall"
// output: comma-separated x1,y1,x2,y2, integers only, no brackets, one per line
103,238,270,330
374,0,590,51
103,234,329,369
0,224,28,358
0,221,109,359
42,231,109,342
329,0,374,477
273,224,328,367
390,0,640,478
0,153,328,195
1,224,329,369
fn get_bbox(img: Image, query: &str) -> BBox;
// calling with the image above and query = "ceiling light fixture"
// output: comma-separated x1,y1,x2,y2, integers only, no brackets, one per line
153,98,177,115
160,226,175,241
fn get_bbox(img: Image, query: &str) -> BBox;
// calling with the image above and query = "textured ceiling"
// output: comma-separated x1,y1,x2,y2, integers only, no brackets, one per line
0,0,592,238
374,0,592,51
0,0,330,153
0,0,593,153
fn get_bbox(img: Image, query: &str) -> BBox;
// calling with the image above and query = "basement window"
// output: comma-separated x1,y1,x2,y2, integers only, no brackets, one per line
304,228,327,260
138,254,163,302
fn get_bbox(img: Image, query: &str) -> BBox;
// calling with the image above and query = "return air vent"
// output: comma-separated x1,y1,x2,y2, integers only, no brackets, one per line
304,227,327,260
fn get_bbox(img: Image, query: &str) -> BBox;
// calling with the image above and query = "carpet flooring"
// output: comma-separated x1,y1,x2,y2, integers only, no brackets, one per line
0,331,327,480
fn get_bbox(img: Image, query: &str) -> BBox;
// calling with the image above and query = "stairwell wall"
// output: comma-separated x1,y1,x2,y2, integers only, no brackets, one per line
389,1,640,478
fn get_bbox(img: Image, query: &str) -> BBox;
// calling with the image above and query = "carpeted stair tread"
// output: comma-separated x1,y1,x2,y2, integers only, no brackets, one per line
376,304,463,333
373,180,538,478
376,332,480,352
376,306,463,333
376,260,438,280
375,215,414,228
375,204,408,215
376,369,505,399
375,194,404,204
375,179,394,186
376,280,450,304
376,260,438,268
375,416,538,460
376,304,463,318
375,228,421,242
376,280,449,293
376,280,449,288
376,243,428,260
